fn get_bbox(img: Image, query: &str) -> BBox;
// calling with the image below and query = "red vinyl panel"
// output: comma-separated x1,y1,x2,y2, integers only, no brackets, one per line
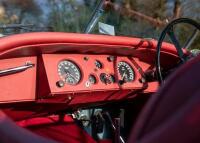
0,57,37,103
0,32,187,60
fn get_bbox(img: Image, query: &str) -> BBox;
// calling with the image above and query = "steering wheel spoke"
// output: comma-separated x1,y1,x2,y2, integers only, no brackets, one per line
167,27,185,62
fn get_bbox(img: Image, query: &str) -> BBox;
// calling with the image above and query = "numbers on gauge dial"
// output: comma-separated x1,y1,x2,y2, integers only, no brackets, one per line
117,61,135,82
58,60,81,85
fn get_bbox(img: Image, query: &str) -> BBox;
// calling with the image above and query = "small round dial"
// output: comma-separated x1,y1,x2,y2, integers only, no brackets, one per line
58,60,81,85
95,60,103,69
89,74,97,84
100,73,115,84
117,61,135,82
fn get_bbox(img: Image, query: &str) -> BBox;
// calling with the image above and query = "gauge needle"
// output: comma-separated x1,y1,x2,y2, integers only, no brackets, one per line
64,69,78,81
68,73,78,81
122,72,126,79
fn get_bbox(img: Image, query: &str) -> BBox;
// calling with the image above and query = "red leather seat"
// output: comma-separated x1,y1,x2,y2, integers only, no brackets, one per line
0,112,98,143
129,55,200,143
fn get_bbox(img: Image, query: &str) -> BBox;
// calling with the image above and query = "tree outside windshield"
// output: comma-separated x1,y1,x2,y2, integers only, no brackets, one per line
0,0,199,48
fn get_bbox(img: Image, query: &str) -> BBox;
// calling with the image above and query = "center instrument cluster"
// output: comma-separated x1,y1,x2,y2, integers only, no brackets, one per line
42,54,144,94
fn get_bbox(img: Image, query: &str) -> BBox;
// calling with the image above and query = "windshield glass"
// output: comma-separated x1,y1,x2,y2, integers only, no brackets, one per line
0,0,199,48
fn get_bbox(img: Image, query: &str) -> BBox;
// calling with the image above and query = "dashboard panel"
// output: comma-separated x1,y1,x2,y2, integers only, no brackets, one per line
42,54,145,95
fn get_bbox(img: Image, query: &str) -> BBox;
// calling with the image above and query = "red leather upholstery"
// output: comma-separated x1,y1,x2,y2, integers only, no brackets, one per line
17,115,97,143
129,55,200,143
0,112,97,143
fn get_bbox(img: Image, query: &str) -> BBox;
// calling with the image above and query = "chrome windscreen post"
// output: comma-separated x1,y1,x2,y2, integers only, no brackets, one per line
84,0,105,33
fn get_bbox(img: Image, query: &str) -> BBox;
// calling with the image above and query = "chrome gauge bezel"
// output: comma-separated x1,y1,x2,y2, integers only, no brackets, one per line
58,60,81,85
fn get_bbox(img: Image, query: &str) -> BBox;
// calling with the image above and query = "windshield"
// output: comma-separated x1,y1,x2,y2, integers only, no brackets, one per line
0,0,199,48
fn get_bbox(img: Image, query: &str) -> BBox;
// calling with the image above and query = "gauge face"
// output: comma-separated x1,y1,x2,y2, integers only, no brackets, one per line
117,61,135,82
58,60,81,85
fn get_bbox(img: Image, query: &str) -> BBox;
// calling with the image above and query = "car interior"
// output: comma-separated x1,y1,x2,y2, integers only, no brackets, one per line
0,15,199,143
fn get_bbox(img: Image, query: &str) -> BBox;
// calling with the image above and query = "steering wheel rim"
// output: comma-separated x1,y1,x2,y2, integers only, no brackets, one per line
156,18,200,83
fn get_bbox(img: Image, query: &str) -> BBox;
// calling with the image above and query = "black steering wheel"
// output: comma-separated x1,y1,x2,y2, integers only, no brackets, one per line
156,18,200,83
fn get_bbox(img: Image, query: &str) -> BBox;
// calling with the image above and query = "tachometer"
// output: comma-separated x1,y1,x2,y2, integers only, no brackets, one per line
117,61,135,82
58,60,81,85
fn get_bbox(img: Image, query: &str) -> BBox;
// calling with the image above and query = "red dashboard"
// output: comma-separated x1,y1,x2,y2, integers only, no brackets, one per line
37,54,150,105
0,32,178,109
0,53,151,106
43,54,145,93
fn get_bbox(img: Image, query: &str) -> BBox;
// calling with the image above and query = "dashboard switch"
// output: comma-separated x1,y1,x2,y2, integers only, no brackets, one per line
56,80,65,88
95,60,103,69
100,73,107,84
107,56,115,62
83,57,89,61
89,74,97,84
109,75,115,83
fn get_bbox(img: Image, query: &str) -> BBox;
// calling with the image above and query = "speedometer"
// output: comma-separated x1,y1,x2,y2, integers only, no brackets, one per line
58,60,81,85
117,61,135,82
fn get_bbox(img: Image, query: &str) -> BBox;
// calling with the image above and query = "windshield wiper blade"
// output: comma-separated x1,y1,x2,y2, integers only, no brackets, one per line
0,24,34,30
0,24,54,35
